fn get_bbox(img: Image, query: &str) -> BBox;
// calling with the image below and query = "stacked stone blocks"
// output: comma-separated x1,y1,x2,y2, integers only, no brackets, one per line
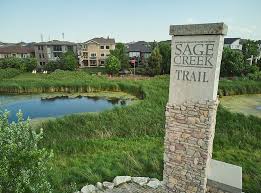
163,100,219,193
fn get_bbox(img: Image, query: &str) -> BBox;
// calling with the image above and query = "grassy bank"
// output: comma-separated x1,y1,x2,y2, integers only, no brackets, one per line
0,71,260,193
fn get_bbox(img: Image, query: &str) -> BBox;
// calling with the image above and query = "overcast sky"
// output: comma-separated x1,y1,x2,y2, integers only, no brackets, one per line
0,0,260,43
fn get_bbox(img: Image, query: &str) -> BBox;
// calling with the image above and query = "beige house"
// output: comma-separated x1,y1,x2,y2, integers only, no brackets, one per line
34,40,77,66
79,37,115,67
0,44,35,59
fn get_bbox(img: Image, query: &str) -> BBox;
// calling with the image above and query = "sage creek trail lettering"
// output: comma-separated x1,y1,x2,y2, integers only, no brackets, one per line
174,42,215,67
175,70,208,82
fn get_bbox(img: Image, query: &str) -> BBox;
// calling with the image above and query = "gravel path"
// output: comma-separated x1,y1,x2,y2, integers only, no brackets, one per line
98,183,166,193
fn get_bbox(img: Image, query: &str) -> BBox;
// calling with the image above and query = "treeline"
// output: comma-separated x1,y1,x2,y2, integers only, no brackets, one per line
0,58,37,72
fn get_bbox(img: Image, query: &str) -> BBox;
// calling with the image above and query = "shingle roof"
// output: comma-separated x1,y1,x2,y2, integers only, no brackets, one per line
224,38,240,44
0,45,34,54
85,37,115,44
126,41,152,53
35,40,76,46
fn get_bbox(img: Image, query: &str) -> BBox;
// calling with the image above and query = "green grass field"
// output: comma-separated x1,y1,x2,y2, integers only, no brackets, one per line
0,70,260,193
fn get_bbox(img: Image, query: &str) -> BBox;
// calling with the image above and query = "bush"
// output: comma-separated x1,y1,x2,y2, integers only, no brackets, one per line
105,55,120,75
221,48,245,77
147,47,162,76
45,61,60,72
44,52,78,72
60,51,78,71
0,111,53,193
218,79,261,96
0,58,37,72
247,70,261,81
0,68,22,80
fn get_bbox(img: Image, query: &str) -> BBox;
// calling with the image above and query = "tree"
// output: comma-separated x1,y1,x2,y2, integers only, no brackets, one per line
0,111,53,193
110,43,129,70
21,58,37,72
60,51,78,71
221,47,245,77
105,55,120,75
158,42,171,74
45,61,60,72
242,40,259,61
147,47,162,76
0,58,37,72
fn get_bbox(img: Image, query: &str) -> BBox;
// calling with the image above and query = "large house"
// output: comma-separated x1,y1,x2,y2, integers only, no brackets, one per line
34,40,77,66
79,37,115,67
126,41,151,65
0,44,35,59
224,38,242,50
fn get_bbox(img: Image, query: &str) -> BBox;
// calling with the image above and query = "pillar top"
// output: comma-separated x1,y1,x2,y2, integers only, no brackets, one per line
169,23,228,36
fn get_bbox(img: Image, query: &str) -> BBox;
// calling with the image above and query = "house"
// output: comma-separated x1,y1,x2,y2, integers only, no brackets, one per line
0,44,35,59
34,40,77,66
126,41,152,65
79,37,116,67
224,38,242,50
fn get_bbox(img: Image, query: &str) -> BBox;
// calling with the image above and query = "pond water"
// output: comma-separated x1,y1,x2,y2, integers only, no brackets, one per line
0,94,132,122
220,94,261,118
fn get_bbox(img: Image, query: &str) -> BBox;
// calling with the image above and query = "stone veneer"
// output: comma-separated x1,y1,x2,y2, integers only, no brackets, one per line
163,100,219,193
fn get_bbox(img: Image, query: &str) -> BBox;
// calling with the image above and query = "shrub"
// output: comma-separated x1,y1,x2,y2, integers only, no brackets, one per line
0,111,53,193
45,61,60,72
60,51,78,71
221,48,245,77
247,70,261,81
147,47,162,76
0,68,22,80
0,58,37,72
105,55,120,75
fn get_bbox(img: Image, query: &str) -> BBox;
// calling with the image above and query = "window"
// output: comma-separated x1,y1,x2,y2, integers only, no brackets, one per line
38,45,43,50
42,62,45,65
106,45,110,49
53,45,62,51
39,53,42,58
100,60,105,65
83,52,88,58
12,54,16,57
40,62,42,65
101,53,105,57
67,46,73,51
100,46,104,49
90,60,97,65
90,53,96,57
42,53,45,58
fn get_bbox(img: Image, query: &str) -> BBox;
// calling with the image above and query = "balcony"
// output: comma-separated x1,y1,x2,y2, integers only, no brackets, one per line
89,56,97,60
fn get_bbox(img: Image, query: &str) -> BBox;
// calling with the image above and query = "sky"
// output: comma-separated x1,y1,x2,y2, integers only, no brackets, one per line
0,0,260,43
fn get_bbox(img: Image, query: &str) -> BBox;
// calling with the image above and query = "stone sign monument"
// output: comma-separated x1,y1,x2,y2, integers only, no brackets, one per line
163,23,242,193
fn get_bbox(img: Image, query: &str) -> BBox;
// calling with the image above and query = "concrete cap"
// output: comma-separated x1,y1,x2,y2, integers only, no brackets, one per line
207,159,242,193
169,23,228,36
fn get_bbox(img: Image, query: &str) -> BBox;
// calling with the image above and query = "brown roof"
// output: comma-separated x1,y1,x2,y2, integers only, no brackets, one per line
35,40,76,46
86,37,115,44
0,45,35,54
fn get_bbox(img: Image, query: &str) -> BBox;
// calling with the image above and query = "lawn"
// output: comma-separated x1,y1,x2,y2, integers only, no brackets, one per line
0,70,260,193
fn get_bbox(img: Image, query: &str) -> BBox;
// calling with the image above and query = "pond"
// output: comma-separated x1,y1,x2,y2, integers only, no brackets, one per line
0,93,133,122
220,94,261,118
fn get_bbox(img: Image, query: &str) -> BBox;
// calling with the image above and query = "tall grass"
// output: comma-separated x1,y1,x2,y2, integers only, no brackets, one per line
0,68,22,81
218,79,261,96
0,71,260,193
